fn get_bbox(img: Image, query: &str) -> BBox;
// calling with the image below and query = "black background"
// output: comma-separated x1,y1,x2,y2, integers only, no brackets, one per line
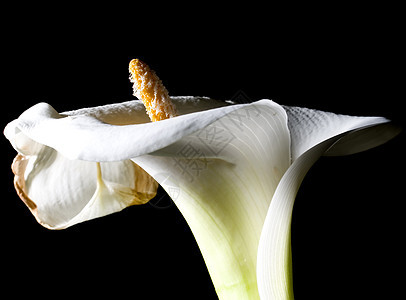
1,5,404,299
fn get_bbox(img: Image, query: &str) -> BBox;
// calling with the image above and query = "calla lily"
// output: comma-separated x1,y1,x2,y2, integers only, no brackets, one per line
4,96,399,299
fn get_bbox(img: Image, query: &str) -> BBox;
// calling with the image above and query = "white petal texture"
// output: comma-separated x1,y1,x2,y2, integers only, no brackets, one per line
4,97,400,298
132,100,291,299
10,145,158,229
4,97,231,229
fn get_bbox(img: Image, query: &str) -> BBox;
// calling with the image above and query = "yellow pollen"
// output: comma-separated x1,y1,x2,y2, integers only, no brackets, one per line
129,59,177,122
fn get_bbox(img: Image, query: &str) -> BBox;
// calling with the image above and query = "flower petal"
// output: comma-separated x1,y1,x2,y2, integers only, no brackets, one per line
283,105,394,161
256,137,341,299
133,100,291,299
2,96,240,229
4,97,232,162
324,122,401,156
257,108,400,299
11,140,157,229
61,96,229,125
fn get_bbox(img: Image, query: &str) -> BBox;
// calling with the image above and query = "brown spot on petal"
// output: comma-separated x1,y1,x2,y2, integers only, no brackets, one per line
273,166,282,179
12,154,37,214
12,154,56,229
131,162,159,205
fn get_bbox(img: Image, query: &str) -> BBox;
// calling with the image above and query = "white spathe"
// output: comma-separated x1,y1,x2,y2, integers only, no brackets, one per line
4,96,400,299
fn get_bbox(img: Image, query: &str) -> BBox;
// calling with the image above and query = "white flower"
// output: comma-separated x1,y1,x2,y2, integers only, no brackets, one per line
4,96,400,299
